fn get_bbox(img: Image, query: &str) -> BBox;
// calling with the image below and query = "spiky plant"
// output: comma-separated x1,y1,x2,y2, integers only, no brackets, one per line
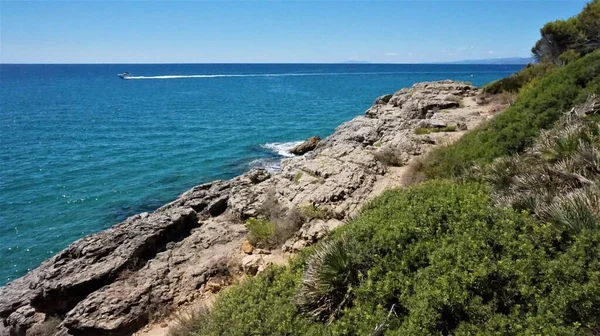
480,155,522,191
168,306,210,336
294,237,357,323
480,96,600,233
538,184,600,232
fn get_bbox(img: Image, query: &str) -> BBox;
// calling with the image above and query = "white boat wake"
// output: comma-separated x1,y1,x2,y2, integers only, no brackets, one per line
123,71,405,80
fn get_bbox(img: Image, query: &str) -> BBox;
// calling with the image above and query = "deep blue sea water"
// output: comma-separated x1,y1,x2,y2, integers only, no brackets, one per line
0,63,523,285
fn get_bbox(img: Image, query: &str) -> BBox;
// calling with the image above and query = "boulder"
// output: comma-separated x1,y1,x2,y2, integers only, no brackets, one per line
290,136,321,155
241,255,262,275
241,240,254,254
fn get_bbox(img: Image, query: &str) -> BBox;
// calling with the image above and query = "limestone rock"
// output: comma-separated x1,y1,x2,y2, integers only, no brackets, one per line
205,279,223,293
374,94,392,105
241,240,254,254
290,136,321,155
241,255,263,275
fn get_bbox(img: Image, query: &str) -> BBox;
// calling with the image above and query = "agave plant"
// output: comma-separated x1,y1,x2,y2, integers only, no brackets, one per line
294,236,357,323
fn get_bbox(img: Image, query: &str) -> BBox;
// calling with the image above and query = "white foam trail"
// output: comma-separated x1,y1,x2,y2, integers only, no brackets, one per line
123,71,410,80
261,141,304,157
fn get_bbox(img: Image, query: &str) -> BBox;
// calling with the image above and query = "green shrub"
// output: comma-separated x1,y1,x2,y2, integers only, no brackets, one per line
374,148,406,166
246,217,276,245
190,181,600,335
482,62,556,94
186,264,327,336
425,50,600,178
299,204,332,220
414,127,432,135
559,49,582,65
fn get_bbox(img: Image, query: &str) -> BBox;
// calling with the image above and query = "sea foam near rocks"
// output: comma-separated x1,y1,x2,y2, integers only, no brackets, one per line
260,141,304,157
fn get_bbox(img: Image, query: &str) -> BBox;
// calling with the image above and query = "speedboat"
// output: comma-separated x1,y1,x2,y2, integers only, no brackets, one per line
118,72,132,79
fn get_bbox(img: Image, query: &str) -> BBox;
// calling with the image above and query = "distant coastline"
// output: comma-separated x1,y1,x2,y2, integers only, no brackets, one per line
441,57,535,65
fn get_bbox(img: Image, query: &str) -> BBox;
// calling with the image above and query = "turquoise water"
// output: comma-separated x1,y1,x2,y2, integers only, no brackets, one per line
0,64,523,285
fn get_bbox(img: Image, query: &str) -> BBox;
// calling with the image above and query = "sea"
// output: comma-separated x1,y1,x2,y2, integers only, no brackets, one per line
0,63,524,285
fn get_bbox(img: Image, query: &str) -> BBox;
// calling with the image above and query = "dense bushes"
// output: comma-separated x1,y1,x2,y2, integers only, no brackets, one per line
175,181,600,335
424,50,600,178
482,61,556,94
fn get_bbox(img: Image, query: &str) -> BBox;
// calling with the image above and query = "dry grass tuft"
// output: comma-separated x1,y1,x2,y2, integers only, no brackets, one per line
168,306,210,336
401,158,426,186
374,148,406,166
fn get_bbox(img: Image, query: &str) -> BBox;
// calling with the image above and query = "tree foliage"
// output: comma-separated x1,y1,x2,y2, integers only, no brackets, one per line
532,0,600,62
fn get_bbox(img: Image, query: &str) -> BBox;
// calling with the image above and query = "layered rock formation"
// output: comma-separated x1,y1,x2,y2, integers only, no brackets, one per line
0,81,497,336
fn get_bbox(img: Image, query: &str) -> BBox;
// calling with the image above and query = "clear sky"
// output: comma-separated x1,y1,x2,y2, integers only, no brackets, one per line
0,0,590,64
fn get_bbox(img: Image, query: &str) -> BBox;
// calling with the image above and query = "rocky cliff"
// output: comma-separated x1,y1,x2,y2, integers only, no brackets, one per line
0,81,500,336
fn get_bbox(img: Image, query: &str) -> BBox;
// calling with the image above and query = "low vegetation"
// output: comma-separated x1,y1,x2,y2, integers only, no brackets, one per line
293,171,303,184
245,217,276,245
471,96,600,233
374,148,406,166
424,50,600,178
482,61,556,94
249,191,305,247
299,204,333,220
173,181,600,335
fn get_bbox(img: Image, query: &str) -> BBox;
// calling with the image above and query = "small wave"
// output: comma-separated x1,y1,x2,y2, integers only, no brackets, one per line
261,141,303,157
249,158,282,173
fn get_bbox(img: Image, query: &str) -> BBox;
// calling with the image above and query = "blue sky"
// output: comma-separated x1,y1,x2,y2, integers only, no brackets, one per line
0,1,590,63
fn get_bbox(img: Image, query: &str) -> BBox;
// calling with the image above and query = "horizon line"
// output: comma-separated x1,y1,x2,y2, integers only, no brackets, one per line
0,61,531,65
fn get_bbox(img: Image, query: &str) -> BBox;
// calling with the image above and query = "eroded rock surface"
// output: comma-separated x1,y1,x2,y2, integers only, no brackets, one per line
290,136,321,155
0,80,493,336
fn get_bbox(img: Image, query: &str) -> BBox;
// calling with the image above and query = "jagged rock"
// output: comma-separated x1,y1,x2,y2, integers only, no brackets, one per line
0,81,491,336
253,248,271,255
374,94,392,105
418,119,448,129
283,219,344,252
290,136,321,155
208,197,228,216
205,279,223,293
245,168,271,184
241,255,262,275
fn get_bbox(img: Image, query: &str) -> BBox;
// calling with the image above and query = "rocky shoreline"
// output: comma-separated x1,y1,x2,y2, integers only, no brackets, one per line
0,80,502,336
